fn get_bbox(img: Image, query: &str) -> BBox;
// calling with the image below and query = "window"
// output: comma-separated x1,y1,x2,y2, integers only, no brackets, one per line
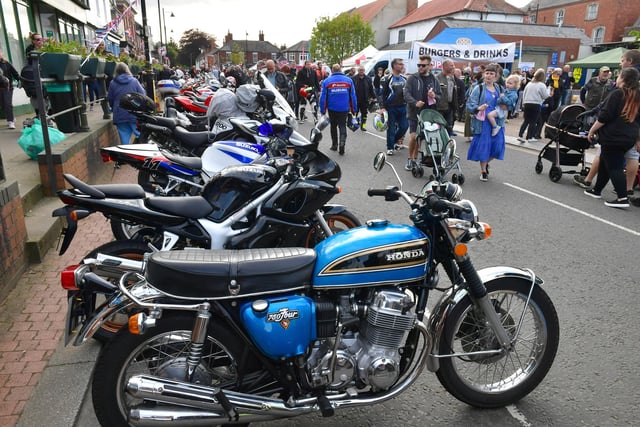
252,52,258,63
555,9,564,25
529,13,537,24
586,3,598,20
288,53,295,62
592,26,605,44
398,29,405,44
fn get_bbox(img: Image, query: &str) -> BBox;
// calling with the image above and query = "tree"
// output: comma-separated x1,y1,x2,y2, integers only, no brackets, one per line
166,40,179,67
310,13,375,66
177,29,217,67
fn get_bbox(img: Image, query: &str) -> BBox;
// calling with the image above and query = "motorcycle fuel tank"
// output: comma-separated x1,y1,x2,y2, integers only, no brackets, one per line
312,221,430,288
200,140,266,176
240,295,316,359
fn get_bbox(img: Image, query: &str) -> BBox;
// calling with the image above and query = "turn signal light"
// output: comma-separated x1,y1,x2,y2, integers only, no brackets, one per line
478,222,492,239
60,264,81,290
128,313,143,335
100,152,114,163
453,243,467,257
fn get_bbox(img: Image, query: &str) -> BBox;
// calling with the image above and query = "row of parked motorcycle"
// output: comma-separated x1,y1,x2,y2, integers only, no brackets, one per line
55,71,560,426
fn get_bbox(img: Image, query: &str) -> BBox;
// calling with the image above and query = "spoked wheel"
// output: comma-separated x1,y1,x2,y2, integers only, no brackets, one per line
304,210,361,247
435,279,559,408
92,314,259,427
82,240,151,342
535,161,543,174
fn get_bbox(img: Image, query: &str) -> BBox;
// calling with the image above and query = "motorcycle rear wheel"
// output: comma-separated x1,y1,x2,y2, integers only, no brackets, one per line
435,278,559,408
92,314,256,427
82,240,151,343
304,210,361,247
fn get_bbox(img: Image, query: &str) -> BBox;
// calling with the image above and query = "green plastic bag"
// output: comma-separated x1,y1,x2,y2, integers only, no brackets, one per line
17,119,66,160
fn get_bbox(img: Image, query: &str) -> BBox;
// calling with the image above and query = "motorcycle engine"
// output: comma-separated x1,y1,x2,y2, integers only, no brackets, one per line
307,289,416,392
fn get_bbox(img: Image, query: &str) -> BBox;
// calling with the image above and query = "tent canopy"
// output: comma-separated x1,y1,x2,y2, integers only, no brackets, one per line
568,47,628,69
427,28,500,44
342,45,379,67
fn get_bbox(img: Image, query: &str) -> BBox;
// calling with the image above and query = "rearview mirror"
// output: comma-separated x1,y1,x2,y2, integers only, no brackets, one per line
373,152,386,172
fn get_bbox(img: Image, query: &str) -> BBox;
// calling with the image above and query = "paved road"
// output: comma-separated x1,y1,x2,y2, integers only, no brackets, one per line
20,116,640,426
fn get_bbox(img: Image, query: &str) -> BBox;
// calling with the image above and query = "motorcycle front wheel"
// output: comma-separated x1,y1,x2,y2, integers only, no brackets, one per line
435,278,559,408
82,240,151,342
92,314,257,427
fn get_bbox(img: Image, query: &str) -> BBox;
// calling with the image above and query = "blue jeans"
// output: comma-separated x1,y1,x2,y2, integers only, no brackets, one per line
116,122,139,145
386,104,408,150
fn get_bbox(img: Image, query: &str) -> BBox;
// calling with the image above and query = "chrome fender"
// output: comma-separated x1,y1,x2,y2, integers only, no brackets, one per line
73,283,164,346
425,266,542,372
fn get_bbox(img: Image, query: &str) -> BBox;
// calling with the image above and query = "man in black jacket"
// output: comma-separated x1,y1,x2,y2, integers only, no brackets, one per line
295,60,320,122
351,65,376,131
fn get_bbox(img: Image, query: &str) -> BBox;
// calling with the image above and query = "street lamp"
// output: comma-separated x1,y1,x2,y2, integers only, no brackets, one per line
163,9,174,48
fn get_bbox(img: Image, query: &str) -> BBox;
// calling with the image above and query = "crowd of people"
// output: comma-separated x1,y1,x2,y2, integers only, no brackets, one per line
1,36,639,207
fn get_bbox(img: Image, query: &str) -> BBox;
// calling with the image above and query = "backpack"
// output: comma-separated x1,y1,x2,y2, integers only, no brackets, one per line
20,63,38,98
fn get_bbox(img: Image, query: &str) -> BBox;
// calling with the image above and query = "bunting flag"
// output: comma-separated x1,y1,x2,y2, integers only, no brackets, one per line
82,0,139,65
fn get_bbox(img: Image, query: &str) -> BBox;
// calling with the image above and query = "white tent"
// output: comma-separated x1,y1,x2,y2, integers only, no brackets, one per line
341,45,379,68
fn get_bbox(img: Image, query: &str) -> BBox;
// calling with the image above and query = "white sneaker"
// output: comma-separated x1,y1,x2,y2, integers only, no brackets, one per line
528,138,538,142
491,126,501,137
386,149,395,156
7,121,15,129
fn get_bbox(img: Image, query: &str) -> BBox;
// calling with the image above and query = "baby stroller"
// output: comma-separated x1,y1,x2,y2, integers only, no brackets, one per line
535,104,593,182
414,109,464,184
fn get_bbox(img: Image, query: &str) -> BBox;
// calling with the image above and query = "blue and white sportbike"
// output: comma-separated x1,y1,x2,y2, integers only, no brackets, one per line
64,152,559,426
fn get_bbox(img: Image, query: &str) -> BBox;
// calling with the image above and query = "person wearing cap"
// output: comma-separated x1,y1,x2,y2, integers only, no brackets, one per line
580,66,614,110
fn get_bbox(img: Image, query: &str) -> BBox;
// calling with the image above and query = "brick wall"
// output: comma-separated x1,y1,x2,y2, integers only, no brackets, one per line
37,120,117,197
0,182,28,303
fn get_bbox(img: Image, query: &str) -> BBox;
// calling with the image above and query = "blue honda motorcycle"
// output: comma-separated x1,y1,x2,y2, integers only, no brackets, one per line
63,152,559,426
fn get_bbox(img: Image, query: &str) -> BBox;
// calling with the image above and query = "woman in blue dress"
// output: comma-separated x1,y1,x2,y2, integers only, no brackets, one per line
466,64,505,181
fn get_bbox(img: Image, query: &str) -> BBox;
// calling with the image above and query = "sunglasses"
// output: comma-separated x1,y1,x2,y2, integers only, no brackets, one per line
417,63,431,67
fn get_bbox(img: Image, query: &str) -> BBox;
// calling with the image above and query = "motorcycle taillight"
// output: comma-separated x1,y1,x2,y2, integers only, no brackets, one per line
101,151,114,163
61,264,81,290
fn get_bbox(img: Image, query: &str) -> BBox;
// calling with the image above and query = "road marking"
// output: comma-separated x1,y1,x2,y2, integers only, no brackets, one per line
506,404,532,426
504,183,640,237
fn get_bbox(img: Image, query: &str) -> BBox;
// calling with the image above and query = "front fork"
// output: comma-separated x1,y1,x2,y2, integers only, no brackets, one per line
455,254,513,351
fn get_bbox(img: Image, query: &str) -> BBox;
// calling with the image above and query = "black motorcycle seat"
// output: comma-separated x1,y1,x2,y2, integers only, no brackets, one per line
145,248,316,299
173,126,211,150
164,152,203,171
185,113,209,124
92,183,146,199
151,116,180,129
145,196,213,219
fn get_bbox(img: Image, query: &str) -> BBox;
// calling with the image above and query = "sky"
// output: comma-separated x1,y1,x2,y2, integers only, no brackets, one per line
147,0,530,49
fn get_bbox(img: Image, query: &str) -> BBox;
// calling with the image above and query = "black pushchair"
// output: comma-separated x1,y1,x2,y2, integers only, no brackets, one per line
535,104,594,182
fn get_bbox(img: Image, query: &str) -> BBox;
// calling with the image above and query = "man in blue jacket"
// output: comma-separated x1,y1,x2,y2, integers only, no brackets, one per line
319,64,356,155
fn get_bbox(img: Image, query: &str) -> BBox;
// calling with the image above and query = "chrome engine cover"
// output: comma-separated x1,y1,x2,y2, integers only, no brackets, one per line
307,289,416,392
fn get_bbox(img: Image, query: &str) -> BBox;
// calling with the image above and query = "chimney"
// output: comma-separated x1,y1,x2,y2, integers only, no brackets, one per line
407,0,418,14
225,31,233,44
259,31,264,42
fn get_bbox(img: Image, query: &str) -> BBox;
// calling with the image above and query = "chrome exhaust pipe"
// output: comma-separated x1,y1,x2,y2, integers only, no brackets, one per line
127,375,315,425
126,321,431,425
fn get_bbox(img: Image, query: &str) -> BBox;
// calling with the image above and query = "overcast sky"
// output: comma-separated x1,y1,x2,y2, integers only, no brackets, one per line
147,0,529,48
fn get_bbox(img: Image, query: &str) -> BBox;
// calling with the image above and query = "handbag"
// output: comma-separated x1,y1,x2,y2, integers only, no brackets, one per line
17,119,66,160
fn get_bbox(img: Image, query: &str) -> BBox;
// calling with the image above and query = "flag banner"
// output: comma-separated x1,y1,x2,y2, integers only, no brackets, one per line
411,41,516,63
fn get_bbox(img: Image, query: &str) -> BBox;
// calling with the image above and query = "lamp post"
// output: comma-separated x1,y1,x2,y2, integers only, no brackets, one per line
163,9,174,49
157,0,163,48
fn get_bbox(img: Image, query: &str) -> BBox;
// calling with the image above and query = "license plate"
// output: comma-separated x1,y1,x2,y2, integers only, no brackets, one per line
64,293,87,346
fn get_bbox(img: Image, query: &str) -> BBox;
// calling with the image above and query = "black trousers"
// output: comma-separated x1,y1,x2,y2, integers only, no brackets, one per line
328,110,348,146
519,103,541,139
